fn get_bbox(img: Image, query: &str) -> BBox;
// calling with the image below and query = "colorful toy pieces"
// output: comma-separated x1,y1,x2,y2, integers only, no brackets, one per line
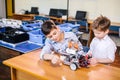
60,39,92,71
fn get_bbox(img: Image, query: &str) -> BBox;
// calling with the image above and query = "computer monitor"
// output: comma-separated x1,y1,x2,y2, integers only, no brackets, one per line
75,11,87,20
30,7,39,15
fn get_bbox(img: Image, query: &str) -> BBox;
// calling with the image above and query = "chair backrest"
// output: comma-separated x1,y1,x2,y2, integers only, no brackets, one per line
30,7,39,15
49,8,68,18
49,8,59,17
75,11,87,20
58,9,68,16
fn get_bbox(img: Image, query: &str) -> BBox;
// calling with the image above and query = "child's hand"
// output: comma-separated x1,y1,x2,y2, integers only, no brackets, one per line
51,55,61,65
89,58,98,66
86,51,92,57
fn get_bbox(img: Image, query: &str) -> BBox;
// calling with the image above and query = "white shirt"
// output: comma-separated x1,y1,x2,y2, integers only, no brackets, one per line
89,35,117,62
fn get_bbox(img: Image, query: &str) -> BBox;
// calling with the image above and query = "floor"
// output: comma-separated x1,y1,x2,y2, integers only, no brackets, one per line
0,63,11,80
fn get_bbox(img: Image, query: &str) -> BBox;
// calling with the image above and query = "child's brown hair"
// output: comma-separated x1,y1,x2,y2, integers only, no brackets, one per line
92,15,111,32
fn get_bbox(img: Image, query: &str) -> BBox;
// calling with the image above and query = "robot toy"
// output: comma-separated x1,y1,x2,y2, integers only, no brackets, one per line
60,39,91,71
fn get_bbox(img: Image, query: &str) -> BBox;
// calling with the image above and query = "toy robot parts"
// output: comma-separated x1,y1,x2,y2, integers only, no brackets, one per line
70,63,78,71
61,54,91,71
1,18,22,28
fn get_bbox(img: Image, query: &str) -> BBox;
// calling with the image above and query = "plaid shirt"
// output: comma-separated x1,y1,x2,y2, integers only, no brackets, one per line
40,31,83,60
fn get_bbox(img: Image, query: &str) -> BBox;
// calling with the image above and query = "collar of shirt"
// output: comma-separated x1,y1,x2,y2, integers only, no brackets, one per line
95,35,109,41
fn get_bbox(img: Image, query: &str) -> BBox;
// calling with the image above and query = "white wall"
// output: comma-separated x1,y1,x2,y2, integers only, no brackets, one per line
0,0,6,18
15,0,120,22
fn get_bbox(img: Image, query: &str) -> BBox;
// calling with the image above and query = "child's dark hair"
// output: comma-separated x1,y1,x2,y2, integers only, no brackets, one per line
92,15,111,32
41,20,56,35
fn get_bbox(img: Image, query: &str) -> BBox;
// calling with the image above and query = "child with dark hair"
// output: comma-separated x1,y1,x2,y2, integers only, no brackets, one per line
40,20,83,64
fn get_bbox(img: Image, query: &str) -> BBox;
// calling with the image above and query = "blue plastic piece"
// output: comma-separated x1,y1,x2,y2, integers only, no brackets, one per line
109,26,119,32
27,29,46,45
0,27,5,33
34,16,50,21
21,21,43,31
0,41,42,53
59,23,80,33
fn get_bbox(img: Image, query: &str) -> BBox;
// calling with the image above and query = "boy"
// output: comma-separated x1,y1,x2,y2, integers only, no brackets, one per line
87,16,117,65
40,20,83,64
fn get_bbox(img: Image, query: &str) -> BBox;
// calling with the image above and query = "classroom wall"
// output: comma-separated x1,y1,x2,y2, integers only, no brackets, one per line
0,0,6,18
15,0,120,22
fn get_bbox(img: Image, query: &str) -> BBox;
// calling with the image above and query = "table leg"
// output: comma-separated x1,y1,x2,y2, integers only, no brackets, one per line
11,67,16,80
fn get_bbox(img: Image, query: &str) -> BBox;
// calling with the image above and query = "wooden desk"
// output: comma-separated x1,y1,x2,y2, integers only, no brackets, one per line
3,49,120,80
49,16,63,23
13,14,35,21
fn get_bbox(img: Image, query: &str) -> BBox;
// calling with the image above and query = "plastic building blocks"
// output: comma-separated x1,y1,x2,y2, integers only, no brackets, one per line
60,39,91,71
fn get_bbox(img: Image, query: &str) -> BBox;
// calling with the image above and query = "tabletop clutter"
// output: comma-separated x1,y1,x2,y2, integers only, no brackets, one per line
0,18,91,70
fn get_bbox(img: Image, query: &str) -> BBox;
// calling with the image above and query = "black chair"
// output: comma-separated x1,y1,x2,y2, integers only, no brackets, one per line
49,8,61,18
49,8,68,18
30,7,39,15
75,11,89,32
59,9,68,16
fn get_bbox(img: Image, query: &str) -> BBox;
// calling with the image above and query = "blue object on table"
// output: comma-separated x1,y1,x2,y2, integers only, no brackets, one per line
34,16,50,22
0,27,29,43
109,25,120,37
59,23,80,33
77,20,88,32
64,20,76,24
27,29,46,46
119,28,120,37
0,27,5,32
0,41,42,53
0,27,13,33
21,20,43,31
15,42,42,53
109,25,119,32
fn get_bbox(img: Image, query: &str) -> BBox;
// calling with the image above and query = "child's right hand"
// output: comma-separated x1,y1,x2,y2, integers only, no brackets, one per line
51,55,61,65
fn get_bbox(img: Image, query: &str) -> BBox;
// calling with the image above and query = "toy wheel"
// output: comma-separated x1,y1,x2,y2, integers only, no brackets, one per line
70,63,77,71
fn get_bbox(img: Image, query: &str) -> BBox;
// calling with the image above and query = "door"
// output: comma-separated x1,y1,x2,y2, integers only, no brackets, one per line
5,0,15,18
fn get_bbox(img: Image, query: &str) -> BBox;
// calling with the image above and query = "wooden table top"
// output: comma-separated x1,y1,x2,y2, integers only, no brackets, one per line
3,49,120,80
13,14,35,16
